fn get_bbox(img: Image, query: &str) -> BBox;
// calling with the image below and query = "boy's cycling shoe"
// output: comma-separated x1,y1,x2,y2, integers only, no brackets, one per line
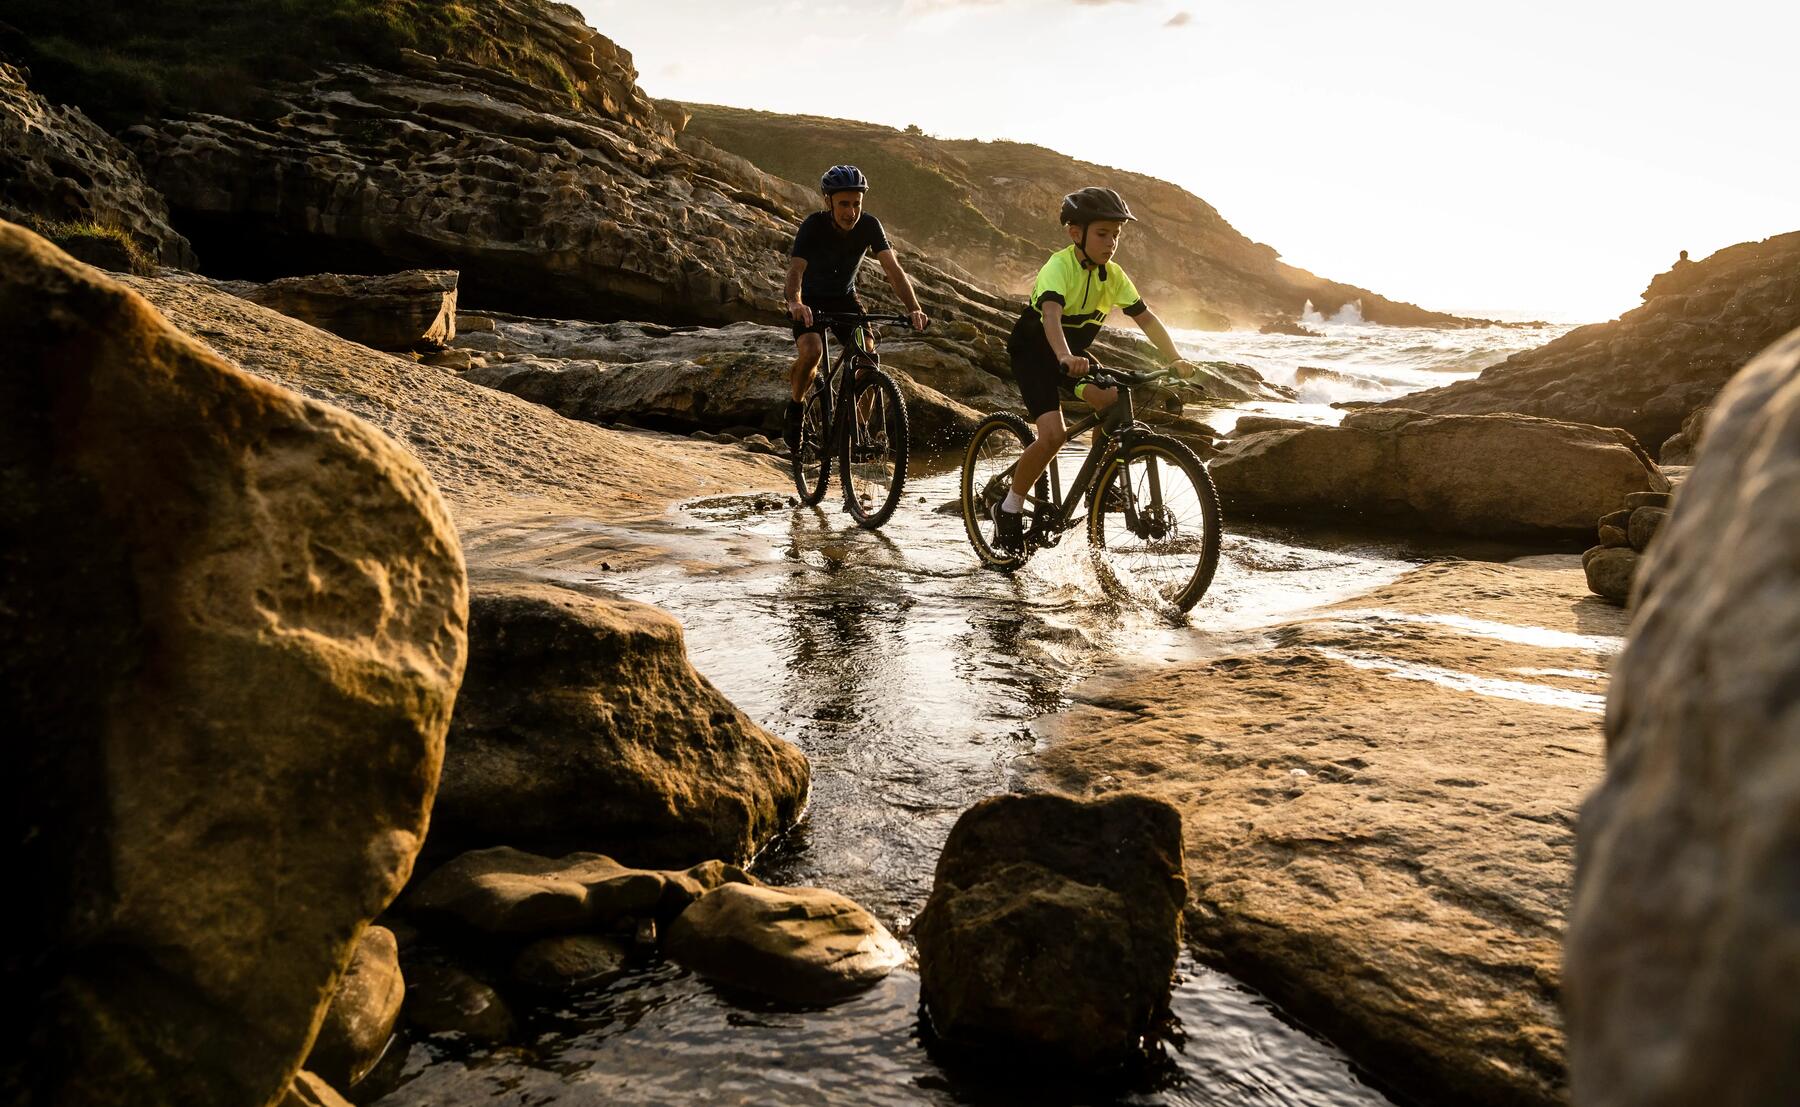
782,401,804,451
990,501,1025,556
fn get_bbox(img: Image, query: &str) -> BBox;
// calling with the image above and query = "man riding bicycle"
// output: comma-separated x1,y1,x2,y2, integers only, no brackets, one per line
991,186,1197,554
782,165,930,449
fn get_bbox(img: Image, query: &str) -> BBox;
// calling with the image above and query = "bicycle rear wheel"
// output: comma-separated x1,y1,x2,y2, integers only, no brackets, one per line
790,382,832,506
960,411,1049,571
841,366,910,529
1087,432,1221,611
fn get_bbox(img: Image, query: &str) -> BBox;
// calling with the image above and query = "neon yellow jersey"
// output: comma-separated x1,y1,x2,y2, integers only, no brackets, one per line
1023,246,1148,352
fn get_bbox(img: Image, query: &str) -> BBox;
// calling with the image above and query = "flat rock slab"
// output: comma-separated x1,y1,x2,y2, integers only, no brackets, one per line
409,846,758,934
665,883,905,1005
233,269,459,352
1028,559,1627,1107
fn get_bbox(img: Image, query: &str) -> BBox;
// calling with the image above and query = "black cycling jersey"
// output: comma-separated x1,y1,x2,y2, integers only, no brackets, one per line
792,211,891,299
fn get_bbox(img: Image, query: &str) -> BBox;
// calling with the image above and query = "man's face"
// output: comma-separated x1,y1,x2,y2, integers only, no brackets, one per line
828,191,864,232
1071,219,1126,264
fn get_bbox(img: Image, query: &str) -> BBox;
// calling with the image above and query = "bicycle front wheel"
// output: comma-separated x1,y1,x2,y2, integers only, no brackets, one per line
790,384,832,506
1087,432,1222,611
841,367,909,529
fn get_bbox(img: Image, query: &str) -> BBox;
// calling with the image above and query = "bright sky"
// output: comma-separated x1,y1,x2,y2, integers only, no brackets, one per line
577,0,1798,322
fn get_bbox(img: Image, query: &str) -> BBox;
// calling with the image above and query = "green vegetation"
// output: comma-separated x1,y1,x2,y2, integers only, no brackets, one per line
3,0,579,126
27,219,156,275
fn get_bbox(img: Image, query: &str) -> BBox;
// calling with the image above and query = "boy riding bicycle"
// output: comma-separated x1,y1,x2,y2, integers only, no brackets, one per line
782,165,929,448
991,187,1196,554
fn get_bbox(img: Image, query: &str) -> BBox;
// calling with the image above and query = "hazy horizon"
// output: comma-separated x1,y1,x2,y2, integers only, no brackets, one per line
579,0,1797,323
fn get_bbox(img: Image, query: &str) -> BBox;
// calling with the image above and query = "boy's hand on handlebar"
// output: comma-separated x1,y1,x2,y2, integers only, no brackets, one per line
1060,354,1090,377
788,301,813,327
1167,358,1198,380
909,309,928,332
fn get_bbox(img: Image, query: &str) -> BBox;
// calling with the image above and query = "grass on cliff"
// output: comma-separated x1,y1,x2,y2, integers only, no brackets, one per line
4,0,580,126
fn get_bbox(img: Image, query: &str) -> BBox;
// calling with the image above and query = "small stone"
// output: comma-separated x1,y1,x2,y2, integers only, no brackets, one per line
306,925,405,1088
1583,546,1638,604
404,964,515,1041
457,314,497,332
1627,506,1668,552
511,934,630,991
1599,509,1632,531
1599,525,1631,548
666,883,905,1005
1623,491,1672,511
635,917,658,952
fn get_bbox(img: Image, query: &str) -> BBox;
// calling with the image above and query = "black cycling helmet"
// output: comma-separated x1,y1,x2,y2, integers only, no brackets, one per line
820,165,869,195
1060,186,1135,226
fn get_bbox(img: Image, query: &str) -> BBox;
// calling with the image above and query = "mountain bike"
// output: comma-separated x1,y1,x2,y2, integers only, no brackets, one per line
790,311,915,529
959,365,1222,612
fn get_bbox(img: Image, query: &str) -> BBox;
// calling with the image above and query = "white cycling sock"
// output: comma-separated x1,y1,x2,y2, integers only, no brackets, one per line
1001,490,1024,514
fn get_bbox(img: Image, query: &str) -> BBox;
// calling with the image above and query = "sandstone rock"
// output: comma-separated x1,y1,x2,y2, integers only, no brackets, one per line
912,793,1186,1068
232,270,459,352
1598,525,1630,548
409,846,757,934
1033,561,1626,1106
0,62,194,266
1623,491,1671,511
1210,408,1663,539
281,1072,354,1107
665,884,906,1005
512,934,631,991
0,221,466,1106
1626,506,1667,552
306,926,405,1089
1566,327,1800,1107
1231,414,1316,435
1583,546,1638,604
1598,508,1632,531
404,965,515,1042
435,580,809,866
1384,232,1800,452
1657,403,1710,465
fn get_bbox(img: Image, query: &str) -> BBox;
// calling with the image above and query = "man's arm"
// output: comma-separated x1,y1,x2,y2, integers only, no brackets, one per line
875,250,928,331
1040,301,1088,375
784,257,811,326
1132,308,1196,376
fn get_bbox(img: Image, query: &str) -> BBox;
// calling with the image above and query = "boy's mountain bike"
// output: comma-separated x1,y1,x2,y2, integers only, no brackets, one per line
959,365,1222,612
791,311,915,529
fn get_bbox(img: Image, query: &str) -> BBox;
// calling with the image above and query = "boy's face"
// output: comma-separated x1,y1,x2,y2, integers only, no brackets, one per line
827,191,864,232
1070,219,1126,265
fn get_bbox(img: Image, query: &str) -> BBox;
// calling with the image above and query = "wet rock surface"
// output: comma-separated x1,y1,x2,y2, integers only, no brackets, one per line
1565,327,1800,1107
511,934,632,992
281,1071,356,1107
1,221,466,1106
307,926,406,1089
435,579,810,866
913,793,1186,1068
1030,560,1627,1107
0,62,194,266
665,883,907,1005
404,965,517,1042
1211,408,1665,539
1385,232,1800,452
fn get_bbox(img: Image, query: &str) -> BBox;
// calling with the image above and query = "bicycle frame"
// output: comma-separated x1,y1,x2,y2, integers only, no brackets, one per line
999,373,1162,543
806,312,910,455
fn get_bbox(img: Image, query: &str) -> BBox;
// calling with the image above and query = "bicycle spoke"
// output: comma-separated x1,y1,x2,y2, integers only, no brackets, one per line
1088,437,1221,611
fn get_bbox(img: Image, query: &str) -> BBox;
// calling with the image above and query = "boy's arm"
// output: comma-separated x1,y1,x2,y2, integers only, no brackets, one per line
784,257,811,326
1039,301,1088,375
874,250,928,330
1132,308,1196,376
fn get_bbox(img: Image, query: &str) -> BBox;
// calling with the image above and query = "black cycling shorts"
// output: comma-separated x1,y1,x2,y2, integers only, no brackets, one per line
791,293,864,348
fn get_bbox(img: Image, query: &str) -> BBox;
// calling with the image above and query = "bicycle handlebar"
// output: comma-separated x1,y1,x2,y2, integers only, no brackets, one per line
808,311,922,330
1082,363,1186,388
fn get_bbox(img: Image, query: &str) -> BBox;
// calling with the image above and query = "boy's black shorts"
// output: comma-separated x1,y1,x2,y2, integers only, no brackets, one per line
1008,322,1087,420
791,293,864,347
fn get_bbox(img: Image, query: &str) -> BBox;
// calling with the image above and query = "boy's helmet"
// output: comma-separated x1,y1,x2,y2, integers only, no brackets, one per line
820,165,870,194
1060,186,1135,225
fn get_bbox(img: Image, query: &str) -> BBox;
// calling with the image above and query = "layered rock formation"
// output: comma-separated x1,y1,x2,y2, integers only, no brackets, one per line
681,103,1472,331
1032,559,1629,1107
436,580,811,867
913,793,1187,1067
1381,232,1800,454
0,62,194,266
1,221,467,1105
228,270,460,352
1565,328,1800,1107
1211,408,1665,540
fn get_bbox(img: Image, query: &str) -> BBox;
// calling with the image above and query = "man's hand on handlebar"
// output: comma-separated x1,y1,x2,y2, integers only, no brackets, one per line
1060,354,1090,377
788,300,813,328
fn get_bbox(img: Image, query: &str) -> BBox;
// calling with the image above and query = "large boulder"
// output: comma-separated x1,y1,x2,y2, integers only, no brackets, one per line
1565,328,1800,1106
1383,232,1800,453
305,926,405,1089
230,270,459,352
665,883,906,1005
408,846,759,934
436,580,810,867
0,221,467,1105
912,793,1186,1068
0,62,194,267
1210,408,1664,539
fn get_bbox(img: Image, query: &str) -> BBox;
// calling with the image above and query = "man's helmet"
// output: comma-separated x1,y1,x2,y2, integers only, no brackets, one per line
820,165,870,194
1060,186,1135,225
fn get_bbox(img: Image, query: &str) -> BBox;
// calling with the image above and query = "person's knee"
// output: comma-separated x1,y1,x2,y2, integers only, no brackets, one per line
1091,387,1120,409
1038,423,1068,451
794,335,823,366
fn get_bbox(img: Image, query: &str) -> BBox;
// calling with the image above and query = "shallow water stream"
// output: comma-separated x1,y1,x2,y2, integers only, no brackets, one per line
372,324,1571,1106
